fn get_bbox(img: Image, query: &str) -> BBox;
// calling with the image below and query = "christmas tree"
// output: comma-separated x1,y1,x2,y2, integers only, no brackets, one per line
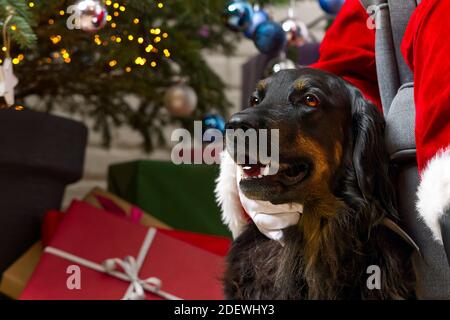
1,0,295,150
0,0,242,150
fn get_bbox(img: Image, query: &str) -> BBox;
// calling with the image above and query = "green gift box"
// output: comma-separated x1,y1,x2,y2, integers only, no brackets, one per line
108,160,231,237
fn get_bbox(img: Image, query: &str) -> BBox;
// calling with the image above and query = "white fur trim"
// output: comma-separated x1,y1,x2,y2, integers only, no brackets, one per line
215,151,247,238
416,147,450,243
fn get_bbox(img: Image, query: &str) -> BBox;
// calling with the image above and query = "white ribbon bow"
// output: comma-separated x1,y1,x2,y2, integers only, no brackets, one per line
45,228,181,300
102,256,165,300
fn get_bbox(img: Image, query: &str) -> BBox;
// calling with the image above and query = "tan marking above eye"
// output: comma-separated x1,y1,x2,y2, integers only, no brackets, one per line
294,80,308,91
256,81,266,92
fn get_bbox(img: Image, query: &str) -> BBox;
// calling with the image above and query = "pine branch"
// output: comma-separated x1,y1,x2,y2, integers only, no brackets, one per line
7,15,36,49
0,0,37,49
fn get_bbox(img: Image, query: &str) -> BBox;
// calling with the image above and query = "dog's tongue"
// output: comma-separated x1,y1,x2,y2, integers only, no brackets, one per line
242,164,262,177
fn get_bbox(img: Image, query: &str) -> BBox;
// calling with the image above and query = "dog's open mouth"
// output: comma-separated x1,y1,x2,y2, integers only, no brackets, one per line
240,161,310,187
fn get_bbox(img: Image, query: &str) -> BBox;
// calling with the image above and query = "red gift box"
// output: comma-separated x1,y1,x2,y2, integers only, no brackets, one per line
20,201,225,300
40,202,231,256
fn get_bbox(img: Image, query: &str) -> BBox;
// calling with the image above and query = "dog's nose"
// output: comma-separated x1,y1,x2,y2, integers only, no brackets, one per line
226,113,260,131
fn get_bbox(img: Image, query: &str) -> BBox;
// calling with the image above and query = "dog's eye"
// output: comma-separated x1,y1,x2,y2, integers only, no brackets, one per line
250,96,260,107
303,94,319,107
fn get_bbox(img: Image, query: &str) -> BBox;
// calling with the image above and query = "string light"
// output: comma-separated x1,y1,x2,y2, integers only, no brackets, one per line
134,57,146,65
13,2,170,72
50,35,62,44
94,35,102,45
62,1,171,71
61,49,70,60
150,28,162,35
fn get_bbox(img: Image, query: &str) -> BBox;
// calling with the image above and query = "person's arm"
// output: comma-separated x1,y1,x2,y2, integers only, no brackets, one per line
311,0,381,111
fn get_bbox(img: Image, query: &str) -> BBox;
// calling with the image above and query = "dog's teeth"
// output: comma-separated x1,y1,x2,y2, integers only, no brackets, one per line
243,166,252,170
258,175,262,178
262,164,270,176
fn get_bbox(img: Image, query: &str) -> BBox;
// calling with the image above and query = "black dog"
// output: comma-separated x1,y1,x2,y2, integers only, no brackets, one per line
217,68,415,299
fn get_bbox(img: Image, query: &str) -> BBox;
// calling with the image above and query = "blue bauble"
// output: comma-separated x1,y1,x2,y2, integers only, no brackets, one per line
318,0,345,15
253,21,286,55
223,0,254,32
244,8,269,39
203,114,226,137
203,114,226,143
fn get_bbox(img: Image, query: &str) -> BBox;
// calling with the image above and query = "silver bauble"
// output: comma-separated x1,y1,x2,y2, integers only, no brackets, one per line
281,18,310,47
75,0,107,32
164,85,197,117
264,56,297,77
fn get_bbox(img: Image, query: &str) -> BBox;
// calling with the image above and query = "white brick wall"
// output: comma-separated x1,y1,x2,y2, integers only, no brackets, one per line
62,2,326,207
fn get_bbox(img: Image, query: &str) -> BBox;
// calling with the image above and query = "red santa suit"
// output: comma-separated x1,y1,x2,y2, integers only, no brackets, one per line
311,0,450,244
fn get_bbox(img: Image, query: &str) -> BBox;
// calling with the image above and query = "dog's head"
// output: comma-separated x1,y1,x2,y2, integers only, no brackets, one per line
221,68,395,227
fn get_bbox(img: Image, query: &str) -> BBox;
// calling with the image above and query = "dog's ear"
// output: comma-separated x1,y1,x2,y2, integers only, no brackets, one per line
349,86,397,221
